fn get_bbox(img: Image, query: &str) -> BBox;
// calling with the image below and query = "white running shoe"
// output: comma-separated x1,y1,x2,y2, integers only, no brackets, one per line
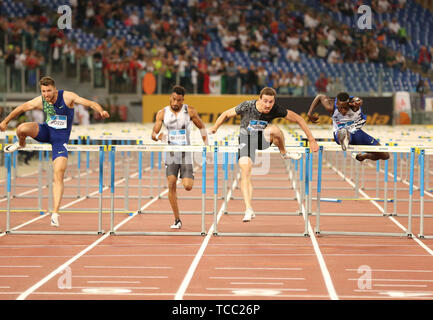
50,212,60,227
281,152,302,161
242,208,255,222
4,142,24,153
170,219,182,229
338,129,349,151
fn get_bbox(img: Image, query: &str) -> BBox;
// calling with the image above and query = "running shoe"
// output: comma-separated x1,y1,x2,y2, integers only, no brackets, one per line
4,142,24,153
338,128,349,151
281,151,302,161
242,208,255,222
170,219,182,229
50,212,60,227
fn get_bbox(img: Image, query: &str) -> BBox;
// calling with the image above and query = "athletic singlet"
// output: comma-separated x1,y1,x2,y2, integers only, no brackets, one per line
235,100,287,135
162,104,192,145
331,97,366,133
42,90,74,133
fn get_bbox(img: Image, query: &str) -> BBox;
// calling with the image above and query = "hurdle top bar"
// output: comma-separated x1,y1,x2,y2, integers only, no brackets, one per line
1,143,425,154
1,143,306,153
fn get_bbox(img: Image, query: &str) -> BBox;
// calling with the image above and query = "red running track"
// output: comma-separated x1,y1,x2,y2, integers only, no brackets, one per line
0,152,433,301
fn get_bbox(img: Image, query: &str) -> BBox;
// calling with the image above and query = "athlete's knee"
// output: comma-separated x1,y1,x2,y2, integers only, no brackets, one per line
240,169,251,179
16,124,28,136
53,170,65,184
382,152,390,160
184,184,193,191
167,178,177,190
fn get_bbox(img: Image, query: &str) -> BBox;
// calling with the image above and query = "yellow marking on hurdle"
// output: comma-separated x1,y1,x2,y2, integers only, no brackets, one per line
0,209,133,214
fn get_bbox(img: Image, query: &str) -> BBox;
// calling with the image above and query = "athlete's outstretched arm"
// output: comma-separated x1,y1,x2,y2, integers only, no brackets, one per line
285,109,319,152
307,94,333,123
208,107,237,134
188,106,209,145
0,97,42,131
67,92,110,119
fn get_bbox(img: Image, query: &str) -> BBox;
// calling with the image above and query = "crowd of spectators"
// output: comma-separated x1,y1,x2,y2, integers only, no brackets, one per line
0,0,432,96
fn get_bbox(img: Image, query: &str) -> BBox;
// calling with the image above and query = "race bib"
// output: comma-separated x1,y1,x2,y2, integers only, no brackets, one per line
47,115,67,129
247,120,268,132
336,121,357,133
168,129,187,145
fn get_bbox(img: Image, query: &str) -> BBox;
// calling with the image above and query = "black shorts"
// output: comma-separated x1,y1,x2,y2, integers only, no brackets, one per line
164,151,194,179
238,132,271,163
165,163,194,179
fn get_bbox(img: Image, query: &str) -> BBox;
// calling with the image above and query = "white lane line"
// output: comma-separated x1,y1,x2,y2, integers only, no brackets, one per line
73,275,168,279
206,287,308,292
346,268,433,273
210,276,304,280
327,159,433,258
16,175,168,300
0,275,29,278
230,282,284,285
86,281,141,284
0,169,39,184
174,172,239,300
287,163,339,300
373,284,427,288
73,286,159,290
215,267,303,271
348,278,433,282
83,266,173,269
0,266,41,268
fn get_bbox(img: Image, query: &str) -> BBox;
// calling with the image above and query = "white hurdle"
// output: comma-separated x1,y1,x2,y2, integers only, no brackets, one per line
213,145,311,237
2,143,106,235
314,144,417,237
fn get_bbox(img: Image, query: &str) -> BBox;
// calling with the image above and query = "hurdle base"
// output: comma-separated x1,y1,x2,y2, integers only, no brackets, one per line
315,212,390,217
314,230,412,238
139,211,213,215
224,211,302,216
111,231,206,236
213,232,310,237
418,234,433,239
230,197,297,201
6,230,105,235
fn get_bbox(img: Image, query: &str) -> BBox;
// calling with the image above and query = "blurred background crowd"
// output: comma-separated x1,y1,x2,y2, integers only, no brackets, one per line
0,0,432,96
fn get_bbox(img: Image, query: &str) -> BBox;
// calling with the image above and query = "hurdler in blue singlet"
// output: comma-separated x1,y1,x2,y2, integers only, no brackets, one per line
332,97,379,146
34,90,74,160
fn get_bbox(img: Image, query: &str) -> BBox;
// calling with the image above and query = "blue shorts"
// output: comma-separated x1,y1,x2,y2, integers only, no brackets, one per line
34,123,71,160
333,129,379,146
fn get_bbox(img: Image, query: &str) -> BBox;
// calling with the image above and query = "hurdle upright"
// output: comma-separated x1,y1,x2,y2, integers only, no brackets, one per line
314,145,415,237
214,146,310,237
419,148,433,239
109,144,212,236
3,143,106,235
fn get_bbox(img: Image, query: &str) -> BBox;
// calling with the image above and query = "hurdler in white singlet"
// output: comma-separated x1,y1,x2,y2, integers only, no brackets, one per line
331,98,366,134
162,104,192,164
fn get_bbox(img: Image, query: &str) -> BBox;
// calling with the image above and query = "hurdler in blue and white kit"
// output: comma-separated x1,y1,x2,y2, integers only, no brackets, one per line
307,91,389,162
0,76,110,227
34,89,74,160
